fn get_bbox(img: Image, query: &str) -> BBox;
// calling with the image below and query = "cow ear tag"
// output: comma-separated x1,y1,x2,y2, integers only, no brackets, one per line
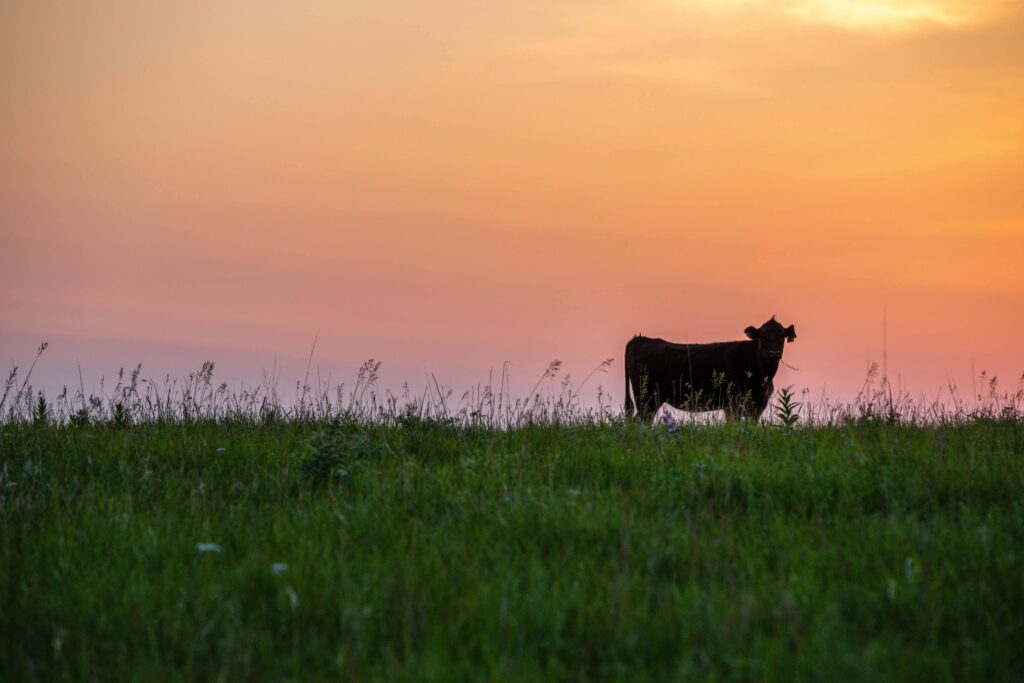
744,326,758,339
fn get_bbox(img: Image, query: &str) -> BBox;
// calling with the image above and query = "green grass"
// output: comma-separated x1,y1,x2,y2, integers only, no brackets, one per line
2,418,1023,681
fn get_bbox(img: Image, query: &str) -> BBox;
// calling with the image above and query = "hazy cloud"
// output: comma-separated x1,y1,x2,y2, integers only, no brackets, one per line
666,0,1015,32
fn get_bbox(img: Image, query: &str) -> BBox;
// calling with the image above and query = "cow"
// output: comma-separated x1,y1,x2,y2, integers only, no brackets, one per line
624,316,797,422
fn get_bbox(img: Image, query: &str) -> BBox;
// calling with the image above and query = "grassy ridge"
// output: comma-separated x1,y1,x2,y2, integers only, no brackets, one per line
2,419,1023,681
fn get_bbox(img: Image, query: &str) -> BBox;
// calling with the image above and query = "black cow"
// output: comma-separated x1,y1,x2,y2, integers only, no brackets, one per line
624,316,797,421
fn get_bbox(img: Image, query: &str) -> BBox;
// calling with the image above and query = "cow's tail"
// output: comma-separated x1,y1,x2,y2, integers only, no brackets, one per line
624,337,635,416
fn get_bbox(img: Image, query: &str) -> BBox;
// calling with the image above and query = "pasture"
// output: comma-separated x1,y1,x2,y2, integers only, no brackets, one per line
2,415,1023,681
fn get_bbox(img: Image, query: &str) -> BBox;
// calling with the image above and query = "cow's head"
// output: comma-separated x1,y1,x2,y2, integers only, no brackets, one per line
744,316,796,362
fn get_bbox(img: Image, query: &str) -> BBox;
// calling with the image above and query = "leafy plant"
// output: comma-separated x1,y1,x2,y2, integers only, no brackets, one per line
775,385,801,429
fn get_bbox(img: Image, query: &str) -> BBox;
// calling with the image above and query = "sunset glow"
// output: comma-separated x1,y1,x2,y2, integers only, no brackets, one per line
784,0,1006,30
2,0,1022,404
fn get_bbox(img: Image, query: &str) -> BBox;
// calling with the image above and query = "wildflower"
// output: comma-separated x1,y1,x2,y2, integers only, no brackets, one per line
271,563,288,575
661,412,680,433
196,542,222,553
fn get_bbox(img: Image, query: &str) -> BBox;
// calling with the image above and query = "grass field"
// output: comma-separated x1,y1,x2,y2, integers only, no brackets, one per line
2,415,1023,681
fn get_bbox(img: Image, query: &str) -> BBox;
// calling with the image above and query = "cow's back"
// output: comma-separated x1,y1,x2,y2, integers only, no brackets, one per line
629,337,735,380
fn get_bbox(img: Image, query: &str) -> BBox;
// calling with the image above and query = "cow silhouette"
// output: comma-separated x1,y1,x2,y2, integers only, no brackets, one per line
624,316,796,421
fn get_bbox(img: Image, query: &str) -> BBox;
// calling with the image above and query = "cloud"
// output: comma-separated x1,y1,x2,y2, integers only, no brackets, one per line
781,0,1009,32
664,0,1013,32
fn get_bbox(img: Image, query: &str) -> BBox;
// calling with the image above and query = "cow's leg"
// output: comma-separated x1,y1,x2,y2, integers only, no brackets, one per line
631,373,657,422
729,396,769,421
722,387,743,420
751,392,771,422
629,401,654,423
636,391,660,423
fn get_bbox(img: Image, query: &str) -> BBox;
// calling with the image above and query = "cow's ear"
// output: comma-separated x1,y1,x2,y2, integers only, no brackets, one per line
744,326,759,339
785,325,797,342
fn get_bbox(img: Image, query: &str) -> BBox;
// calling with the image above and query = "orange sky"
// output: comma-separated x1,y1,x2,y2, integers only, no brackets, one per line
2,0,1023,405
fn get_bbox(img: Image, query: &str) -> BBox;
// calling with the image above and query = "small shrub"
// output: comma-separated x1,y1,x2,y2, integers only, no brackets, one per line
396,415,467,463
32,394,49,426
69,407,90,428
111,401,130,428
300,426,381,486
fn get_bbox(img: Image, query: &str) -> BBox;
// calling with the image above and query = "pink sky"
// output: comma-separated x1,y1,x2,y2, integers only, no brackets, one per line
2,0,1022,408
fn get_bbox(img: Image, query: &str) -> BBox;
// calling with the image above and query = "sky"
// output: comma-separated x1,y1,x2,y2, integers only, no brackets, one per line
2,0,1023,408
